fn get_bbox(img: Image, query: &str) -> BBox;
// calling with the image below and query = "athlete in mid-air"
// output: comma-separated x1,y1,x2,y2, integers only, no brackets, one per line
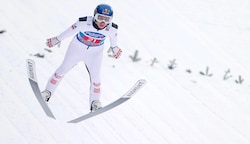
41,4,122,112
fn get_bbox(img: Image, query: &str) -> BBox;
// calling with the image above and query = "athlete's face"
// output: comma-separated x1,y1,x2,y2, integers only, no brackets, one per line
94,14,112,29
95,21,108,29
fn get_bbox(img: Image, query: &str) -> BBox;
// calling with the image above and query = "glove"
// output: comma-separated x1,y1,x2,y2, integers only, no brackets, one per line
108,46,122,59
46,37,61,48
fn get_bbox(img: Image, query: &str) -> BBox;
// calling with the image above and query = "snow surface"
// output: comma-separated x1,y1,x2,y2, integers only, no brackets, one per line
1,0,250,143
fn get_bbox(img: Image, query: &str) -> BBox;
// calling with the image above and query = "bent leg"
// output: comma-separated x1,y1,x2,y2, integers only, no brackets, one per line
45,40,82,95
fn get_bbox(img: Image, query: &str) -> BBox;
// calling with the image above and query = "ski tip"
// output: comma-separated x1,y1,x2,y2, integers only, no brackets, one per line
122,79,147,98
26,58,34,62
139,79,147,83
26,59,37,82
26,59,35,65
138,79,147,86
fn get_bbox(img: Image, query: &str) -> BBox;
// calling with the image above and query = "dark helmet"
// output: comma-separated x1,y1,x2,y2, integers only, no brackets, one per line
94,4,113,24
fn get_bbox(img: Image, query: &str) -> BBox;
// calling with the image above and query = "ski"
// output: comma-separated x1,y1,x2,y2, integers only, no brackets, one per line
68,79,146,123
26,59,56,119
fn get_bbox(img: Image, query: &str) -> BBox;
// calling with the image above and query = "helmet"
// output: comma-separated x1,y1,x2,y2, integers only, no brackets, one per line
94,4,113,24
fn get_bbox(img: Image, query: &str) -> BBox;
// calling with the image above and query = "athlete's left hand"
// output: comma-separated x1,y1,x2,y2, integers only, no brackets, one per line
108,46,122,59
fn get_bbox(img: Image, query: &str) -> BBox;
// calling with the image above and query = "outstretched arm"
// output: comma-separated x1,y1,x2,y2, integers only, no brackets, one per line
46,20,80,48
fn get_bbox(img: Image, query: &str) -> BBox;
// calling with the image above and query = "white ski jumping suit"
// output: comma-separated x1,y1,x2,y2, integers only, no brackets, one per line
45,16,118,104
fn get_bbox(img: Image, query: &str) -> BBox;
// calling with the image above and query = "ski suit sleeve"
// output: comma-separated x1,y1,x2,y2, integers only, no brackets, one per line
109,23,118,48
56,20,81,41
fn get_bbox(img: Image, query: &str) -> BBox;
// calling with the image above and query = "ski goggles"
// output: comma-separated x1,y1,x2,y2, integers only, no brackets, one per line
94,14,112,24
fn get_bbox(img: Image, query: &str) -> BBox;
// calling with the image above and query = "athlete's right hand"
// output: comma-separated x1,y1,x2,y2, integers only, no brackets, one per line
46,37,61,48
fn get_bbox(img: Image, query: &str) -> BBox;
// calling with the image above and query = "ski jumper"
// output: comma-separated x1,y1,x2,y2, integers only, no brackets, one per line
45,16,118,104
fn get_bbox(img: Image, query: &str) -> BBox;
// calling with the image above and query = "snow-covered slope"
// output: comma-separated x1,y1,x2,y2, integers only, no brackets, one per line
1,0,250,143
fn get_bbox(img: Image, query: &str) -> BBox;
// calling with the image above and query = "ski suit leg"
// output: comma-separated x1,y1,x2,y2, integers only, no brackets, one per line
45,39,83,95
84,50,103,105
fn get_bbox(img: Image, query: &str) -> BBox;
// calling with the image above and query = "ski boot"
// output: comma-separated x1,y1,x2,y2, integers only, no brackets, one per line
41,90,51,102
90,100,102,112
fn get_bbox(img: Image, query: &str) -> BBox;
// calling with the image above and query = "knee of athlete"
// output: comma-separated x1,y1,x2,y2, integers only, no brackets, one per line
92,82,101,93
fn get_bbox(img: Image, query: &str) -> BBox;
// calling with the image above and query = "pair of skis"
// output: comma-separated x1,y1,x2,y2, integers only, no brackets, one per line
26,59,146,123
